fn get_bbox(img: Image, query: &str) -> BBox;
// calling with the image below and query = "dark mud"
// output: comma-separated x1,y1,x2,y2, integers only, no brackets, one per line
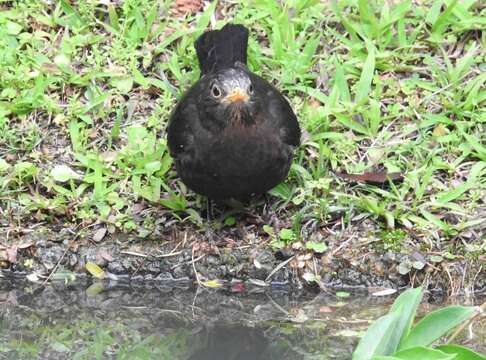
2,222,486,295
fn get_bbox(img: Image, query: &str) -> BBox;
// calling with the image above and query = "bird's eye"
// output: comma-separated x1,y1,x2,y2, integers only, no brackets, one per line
211,84,221,98
249,84,254,94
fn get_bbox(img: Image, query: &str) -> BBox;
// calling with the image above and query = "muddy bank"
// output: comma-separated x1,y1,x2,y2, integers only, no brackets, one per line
1,221,486,295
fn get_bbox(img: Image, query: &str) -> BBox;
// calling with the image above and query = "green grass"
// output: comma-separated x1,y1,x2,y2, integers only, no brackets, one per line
0,0,485,261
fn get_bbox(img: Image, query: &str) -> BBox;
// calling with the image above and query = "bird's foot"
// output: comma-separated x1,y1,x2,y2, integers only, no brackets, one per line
204,221,216,243
202,198,220,250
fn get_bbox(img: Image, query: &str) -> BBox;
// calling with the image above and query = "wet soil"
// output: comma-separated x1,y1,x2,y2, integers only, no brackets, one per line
1,219,486,295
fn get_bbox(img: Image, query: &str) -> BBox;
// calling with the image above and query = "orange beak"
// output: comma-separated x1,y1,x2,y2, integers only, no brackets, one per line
224,89,249,103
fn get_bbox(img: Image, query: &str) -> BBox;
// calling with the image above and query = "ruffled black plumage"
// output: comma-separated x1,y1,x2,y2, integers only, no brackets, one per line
167,24,300,200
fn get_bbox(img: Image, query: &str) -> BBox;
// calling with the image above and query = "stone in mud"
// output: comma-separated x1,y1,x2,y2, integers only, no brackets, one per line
37,244,65,273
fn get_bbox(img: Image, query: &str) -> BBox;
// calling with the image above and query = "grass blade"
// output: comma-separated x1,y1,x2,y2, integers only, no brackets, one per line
355,44,376,104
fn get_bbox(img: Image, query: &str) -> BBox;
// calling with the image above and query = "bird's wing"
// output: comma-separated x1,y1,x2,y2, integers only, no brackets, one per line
166,97,197,159
271,93,301,147
260,80,301,147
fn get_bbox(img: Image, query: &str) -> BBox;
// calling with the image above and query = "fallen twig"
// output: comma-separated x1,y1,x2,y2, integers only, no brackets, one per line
39,244,70,287
192,245,202,287
265,255,295,282
120,250,148,258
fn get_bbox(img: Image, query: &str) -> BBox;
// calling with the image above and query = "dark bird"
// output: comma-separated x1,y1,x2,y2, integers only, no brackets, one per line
167,24,300,200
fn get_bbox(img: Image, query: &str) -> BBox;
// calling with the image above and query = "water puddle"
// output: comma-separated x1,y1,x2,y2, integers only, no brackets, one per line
1,279,485,359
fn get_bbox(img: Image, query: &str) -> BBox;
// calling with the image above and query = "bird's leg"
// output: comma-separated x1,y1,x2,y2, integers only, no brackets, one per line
204,197,215,242
206,197,213,222
262,193,270,218
218,198,245,223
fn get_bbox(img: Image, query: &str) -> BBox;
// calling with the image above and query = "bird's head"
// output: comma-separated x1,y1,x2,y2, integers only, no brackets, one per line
210,68,253,104
202,66,256,126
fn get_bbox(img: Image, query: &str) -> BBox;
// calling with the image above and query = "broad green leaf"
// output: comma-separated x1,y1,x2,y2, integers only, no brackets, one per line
353,311,401,360
399,306,475,350
437,344,486,360
389,287,423,343
391,346,456,360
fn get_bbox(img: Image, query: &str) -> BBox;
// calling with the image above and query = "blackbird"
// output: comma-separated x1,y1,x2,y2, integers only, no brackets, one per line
167,24,300,200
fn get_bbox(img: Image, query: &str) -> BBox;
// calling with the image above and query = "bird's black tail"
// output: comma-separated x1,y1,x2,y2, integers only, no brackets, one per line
195,24,249,76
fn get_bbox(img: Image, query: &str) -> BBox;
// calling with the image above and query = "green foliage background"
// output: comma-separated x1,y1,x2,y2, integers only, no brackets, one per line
0,0,484,249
